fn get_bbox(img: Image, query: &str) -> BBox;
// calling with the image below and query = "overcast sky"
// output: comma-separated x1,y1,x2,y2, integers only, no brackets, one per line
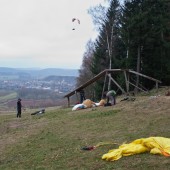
0,0,107,69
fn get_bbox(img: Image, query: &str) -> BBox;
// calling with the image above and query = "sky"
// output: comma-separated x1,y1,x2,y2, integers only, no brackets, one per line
0,0,107,69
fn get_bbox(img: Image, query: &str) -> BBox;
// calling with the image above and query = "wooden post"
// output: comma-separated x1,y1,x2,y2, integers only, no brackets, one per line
124,70,129,93
128,81,147,93
102,72,108,99
67,97,70,107
156,81,158,91
108,74,126,94
129,70,162,83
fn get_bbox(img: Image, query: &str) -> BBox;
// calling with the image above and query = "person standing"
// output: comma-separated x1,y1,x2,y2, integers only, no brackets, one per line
79,89,86,103
106,90,116,106
17,98,22,118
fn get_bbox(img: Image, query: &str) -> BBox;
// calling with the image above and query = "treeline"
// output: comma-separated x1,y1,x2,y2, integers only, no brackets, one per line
77,0,170,100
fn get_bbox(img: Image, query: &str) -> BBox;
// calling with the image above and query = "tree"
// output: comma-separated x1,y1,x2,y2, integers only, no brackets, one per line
89,0,125,99
76,40,95,99
78,0,170,99
121,0,170,89
89,0,122,91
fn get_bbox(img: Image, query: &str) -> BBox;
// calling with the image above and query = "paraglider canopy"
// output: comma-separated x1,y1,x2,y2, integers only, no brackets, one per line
72,18,80,24
72,18,80,30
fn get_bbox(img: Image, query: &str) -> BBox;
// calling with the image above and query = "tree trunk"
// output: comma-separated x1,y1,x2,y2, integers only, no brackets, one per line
135,45,141,93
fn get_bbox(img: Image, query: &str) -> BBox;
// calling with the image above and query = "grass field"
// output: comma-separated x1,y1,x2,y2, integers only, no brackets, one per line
0,87,170,170
0,92,17,103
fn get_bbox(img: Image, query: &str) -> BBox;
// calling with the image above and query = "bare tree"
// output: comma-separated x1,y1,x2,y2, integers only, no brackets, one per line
88,0,120,91
76,40,95,99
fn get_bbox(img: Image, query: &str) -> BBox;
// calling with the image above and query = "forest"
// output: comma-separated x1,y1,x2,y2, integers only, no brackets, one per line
76,0,170,100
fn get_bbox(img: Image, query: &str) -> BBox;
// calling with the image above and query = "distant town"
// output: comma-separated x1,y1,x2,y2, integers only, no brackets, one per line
0,68,78,109
0,67,78,95
0,77,76,94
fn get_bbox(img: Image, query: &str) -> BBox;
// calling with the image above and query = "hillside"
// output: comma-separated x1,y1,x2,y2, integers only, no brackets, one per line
0,67,78,79
0,87,170,170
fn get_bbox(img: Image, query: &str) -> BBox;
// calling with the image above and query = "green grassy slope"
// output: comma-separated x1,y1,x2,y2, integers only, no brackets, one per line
0,92,17,103
0,88,170,170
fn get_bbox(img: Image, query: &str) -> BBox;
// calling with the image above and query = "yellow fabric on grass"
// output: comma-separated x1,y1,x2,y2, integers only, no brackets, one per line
83,99,95,108
99,99,106,106
102,137,170,161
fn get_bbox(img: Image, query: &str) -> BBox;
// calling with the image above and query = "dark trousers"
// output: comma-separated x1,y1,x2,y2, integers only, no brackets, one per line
17,110,21,118
80,95,85,103
107,96,116,105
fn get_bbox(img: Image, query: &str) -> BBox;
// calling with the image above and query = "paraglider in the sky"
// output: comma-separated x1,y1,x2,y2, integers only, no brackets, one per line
72,18,80,30
72,18,80,24
72,18,76,22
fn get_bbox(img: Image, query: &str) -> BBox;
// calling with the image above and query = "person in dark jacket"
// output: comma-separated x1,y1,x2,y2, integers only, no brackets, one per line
17,98,22,118
79,89,86,103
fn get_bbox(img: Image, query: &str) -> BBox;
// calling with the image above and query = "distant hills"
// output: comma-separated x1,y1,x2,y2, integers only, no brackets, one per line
0,67,79,79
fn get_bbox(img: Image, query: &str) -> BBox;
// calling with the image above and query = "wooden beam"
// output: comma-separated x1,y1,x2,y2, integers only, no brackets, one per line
128,81,147,93
64,70,106,98
64,69,125,98
102,71,108,99
130,76,148,91
124,70,129,93
129,70,162,83
64,68,160,107
108,74,126,94
156,81,159,91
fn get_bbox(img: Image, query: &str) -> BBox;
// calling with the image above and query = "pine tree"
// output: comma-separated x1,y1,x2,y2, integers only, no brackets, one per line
121,0,170,88
90,0,123,99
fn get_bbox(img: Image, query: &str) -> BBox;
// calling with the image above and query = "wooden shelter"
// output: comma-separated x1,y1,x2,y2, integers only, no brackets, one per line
64,69,162,107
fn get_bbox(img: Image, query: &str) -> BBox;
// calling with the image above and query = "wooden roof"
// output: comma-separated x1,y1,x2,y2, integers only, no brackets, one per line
64,69,162,98
64,69,127,98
